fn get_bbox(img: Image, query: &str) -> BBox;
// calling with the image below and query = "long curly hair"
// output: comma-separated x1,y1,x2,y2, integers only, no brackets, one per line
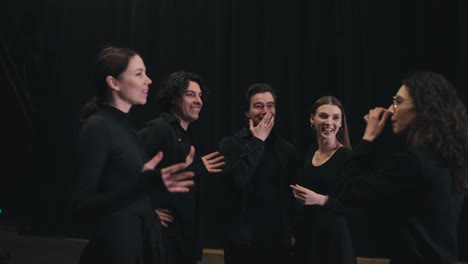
403,72,468,192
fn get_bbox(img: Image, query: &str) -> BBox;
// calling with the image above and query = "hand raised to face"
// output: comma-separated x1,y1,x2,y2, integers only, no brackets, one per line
249,111,275,141
362,107,392,142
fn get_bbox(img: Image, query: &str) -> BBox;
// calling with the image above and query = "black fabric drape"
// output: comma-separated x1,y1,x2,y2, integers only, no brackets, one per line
3,0,467,260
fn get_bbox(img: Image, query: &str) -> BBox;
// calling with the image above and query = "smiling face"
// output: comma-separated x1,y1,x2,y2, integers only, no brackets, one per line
311,104,342,140
173,80,203,127
390,85,417,135
110,55,152,111
245,92,276,126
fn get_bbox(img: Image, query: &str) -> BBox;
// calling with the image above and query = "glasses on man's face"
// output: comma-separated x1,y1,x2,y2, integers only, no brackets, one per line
392,95,412,109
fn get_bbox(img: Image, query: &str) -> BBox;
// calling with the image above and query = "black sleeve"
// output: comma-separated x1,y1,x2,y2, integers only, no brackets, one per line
139,123,172,158
219,135,265,188
73,119,166,215
336,140,419,211
187,155,209,178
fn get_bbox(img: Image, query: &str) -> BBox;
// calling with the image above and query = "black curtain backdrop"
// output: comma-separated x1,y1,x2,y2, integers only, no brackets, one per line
2,0,467,260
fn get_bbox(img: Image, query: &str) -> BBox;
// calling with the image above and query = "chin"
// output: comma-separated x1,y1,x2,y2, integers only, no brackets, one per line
392,128,403,135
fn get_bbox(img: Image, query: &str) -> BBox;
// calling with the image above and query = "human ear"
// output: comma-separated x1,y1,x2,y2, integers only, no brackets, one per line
106,76,120,92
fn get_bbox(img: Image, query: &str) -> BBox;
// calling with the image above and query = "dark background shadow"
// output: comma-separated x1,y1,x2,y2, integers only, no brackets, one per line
1,0,467,260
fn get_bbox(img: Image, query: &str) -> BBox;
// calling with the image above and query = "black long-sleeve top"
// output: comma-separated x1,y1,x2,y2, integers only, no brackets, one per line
72,104,167,263
73,104,166,218
335,140,464,264
219,127,300,245
293,146,356,264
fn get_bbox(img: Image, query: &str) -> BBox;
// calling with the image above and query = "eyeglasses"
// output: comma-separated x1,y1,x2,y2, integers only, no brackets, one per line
392,96,412,109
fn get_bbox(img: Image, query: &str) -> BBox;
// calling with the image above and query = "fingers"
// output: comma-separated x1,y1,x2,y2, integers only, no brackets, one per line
202,152,225,174
185,146,195,166
203,151,221,160
250,112,275,141
208,155,225,165
262,112,271,125
156,208,173,215
142,151,163,172
166,178,195,193
262,112,274,127
209,156,224,167
155,209,174,222
164,172,195,189
203,152,225,165
167,184,194,193
268,114,275,127
161,162,190,175
161,160,195,193
155,208,173,228
290,184,307,202
211,160,225,169
290,184,305,191
363,107,391,142
381,109,392,124
170,171,195,182
364,107,391,125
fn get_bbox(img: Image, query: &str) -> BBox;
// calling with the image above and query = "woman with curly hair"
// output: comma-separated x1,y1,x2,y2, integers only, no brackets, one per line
292,71,468,263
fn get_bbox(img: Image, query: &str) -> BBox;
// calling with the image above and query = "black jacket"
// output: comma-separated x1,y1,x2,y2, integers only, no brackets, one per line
139,112,207,262
336,140,464,264
219,127,300,245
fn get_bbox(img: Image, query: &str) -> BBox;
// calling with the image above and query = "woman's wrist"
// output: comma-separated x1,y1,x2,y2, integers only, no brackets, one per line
319,195,329,206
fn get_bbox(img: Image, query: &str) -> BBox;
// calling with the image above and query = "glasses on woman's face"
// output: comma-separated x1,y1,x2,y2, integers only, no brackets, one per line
392,95,412,109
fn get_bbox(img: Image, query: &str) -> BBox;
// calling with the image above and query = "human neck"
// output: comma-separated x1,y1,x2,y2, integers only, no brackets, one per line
316,138,340,154
105,99,131,113
171,111,190,131
312,138,341,166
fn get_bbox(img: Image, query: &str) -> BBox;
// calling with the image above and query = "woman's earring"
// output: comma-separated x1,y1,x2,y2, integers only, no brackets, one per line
310,124,315,129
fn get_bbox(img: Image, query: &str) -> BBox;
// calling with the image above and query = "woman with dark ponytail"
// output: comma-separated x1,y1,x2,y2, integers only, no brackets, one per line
73,47,196,264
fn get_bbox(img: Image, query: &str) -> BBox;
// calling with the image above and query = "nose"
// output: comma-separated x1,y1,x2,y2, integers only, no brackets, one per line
194,94,202,104
388,104,394,114
146,75,152,85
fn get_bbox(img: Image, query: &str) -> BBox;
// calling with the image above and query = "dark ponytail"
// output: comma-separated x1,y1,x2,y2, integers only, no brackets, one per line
79,46,138,125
